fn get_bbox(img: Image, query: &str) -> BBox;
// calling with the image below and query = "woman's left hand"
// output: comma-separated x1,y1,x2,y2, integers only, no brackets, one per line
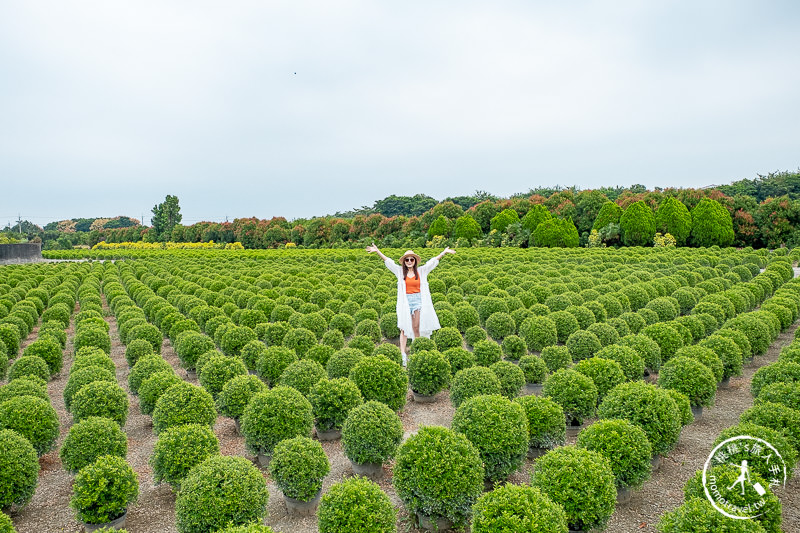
443,247,456,255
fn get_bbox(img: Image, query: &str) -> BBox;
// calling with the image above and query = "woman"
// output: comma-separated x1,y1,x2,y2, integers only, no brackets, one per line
366,243,456,364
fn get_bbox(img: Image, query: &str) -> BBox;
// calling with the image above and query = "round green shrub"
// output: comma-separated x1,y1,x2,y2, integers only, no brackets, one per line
576,418,652,489
8,355,50,383
151,423,219,486
473,339,502,367
409,336,437,354
597,381,681,456
237,339,266,372
348,355,407,412
42,303,70,328
518,354,547,384
683,464,780,533
71,381,129,426
501,334,527,361
127,323,161,354
539,345,569,373
0,510,16,533
128,354,172,395
566,330,602,362
71,346,116,375
573,357,625,403
595,344,644,381
619,312,647,334
0,396,59,456
619,334,662,374
740,401,800,452
490,361,525,399
269,436,329,501
216,375,266,420
515,395,565,450
152,381,216,435
658,356,717,407
407,350,450,396
432,326,463,351
393,426,484,527
0,428,39,508
347,335,375,356
756,381,800,412
665,388,694,426
342,400,403,465
0,378,47,404
308,377,363,432
379,312,400,339
751,361,800,398
279,359,326,396
471,483,568,533
543,368,598,425
354,319,381,343
657,498,768,533
465,325,488,347
714,421,798,479
485,312,515,340
124,338,154,368
326,347,363,379
724,315,771,355
443,347,476,375
0,324,20,358
60,416,127,474
641,323,684,362
23,337,62,376
175,455,269,533
64,366,116,412
369,343,401,366
531,446,616,531
254,345,296,386
70,455,138,524
241,386,313,455
450,366,502,407
674,345,724,383
519,316,558,352
198,355,247,400
139,370,182,416
317,476,396,533
305,343,337,367
699,334,743,380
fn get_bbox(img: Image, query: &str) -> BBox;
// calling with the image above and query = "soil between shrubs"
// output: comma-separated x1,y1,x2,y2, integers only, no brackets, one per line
6,297,799,533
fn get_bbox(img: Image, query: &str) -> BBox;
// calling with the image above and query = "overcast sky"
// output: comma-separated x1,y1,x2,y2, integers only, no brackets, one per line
1,1,799,226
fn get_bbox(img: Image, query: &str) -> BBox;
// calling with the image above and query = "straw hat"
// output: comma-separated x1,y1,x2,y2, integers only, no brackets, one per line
400,250,421,264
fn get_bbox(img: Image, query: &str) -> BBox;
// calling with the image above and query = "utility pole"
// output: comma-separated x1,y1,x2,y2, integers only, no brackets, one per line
17,214,22,235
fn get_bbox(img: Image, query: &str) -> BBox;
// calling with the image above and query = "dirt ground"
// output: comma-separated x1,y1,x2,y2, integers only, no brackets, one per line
7,297,800,533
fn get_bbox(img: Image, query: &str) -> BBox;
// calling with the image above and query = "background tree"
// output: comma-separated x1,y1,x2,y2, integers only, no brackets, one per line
489,208,520,233
655,197,692,246
521,204,552,233
756,195,800,249
620,201,656,246
592,202,623,230
575,190,609,235
453,215,482,241
468,200,500,232
151,195,182,240
427,215,451,239
532,218,579,248
690,198,734,247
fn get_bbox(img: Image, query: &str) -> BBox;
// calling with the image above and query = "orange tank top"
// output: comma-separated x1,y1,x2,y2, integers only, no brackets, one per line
405,274,420,294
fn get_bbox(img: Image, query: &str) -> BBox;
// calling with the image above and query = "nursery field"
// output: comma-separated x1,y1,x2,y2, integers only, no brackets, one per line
1,247,800,533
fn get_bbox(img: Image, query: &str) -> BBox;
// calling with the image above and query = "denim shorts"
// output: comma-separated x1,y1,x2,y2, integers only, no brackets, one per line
407,292,422,314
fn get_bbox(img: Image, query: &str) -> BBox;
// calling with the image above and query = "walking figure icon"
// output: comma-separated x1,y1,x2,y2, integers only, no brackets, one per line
728,460,752,495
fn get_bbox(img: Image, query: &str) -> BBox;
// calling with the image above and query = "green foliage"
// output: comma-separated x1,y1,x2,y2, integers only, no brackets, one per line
279,359,326,396
317,476,396,533
691,197,735,247
221,325,257,357
655,197,692,246
595,344,644,381
514,395,565,449
23,337,62,376
72,381,129,426
152,382,217,435
241,386,313,455
485,312,515,340
573,357,625,402
641,323,683,362
60,417,127,474
699,334,743,379
175,455,268,533
501,334,527,361
450,366,502,407
0,511,16,533
739,401,800,452
518,354,547,384
490,209,520,233
269,436,329,501
0,378,47,404
592,201,623,230
216,374,267,420
566,330,601,362
407,350,451,395
341,400,403,465
427,215,451,239
531,446,616,531
151,194,183,239
198,355,247,399
620,201,656,246
0,429,39,508
464,325,487,346
139,370,182,416
125,338,154,367
255,345,297,385
657,498,768,533
521,204,553,232
597,381,681,456
8,355,50,383
348,355,407,412
619,333,662,374
539,345,569,373
70,455,138,524
0,396,59,455
453,214,483,241
128,323,162,354
433,326,463,351
576,419,652,489
714,422,798,479
756,381,800,412
674,344,724,383
393,426,484,526
532,218,579,248
308,377,363,432
64,366,116,412
543,368,598,424
750,361,800,398
471,483,568,533
151,424,219,486
490,360,525,399
473,339,502,367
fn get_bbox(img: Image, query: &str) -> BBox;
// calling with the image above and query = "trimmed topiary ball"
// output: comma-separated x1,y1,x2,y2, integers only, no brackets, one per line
125,338,155,368
0,378,47,404
269,436,329,502
658,356,717,407
347,334,375,357
151,423,219,486
519,316,558,352
198,355,247,400
393,426,484,527
443,347,475,375
217,374,268,421
71,381,129,426
619,334,662,374
305,343,337,367
518,354,547,385
279,359,326,396
531,446,616,531
657,498,768,533
60,416,127,474
432,326,463,351
501,334,527,361
740,401,800,452
70,456,138,525
485,312,515,340
714,422,798,479
408,350,451,396
318,476,396,533
341,400,403,466
465,325,488,347
595,344,644,381
675,345,724,383
665,388,694,426
0,428,39,508
0,396,59,456
73,327,111,355
515,395,565,450
326,347,363,379
152,382,217,435
128,354,173,395
573,357,625,403
241,386,313,456
566,330,602,362
751,361,800,398
471,483,568,533
64,366,116,412
23,337,62,376
409,336,437,355
175,333,215,370
597,381,681,456
128,323,162,354
0,510,16,533
450,366,502,407
348,355,407,412
255,346,298,386
539,345,569,373
490,360,525,399
221,325,258,357
473,339,502,367
549,311,580,344
71,346,116,375
576,418,652,489
723,315,771,356
175,455,268,533
8,355,50,384
139,370,182,416
586,322,620,348
756,381,800,412
452,394,528,482
641,323,683,362
543,368,598,425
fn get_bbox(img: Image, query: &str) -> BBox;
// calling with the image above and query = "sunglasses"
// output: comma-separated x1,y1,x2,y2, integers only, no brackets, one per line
404,258,416,263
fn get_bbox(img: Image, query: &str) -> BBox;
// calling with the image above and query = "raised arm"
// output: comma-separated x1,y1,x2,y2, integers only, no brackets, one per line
365,242,389,261
366,242,401,276
420,247,456,274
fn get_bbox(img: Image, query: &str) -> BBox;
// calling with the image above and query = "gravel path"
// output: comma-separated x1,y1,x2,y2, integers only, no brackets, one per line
7,298,800,533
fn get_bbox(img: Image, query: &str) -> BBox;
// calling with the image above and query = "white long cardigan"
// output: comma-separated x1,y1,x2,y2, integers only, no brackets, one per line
384,256,441,340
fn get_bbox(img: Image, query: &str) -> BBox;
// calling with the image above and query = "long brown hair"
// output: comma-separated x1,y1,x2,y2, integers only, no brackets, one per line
402,258,419,280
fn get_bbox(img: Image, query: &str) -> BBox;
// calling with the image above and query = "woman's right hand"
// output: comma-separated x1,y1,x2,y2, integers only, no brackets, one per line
366,243,379,253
